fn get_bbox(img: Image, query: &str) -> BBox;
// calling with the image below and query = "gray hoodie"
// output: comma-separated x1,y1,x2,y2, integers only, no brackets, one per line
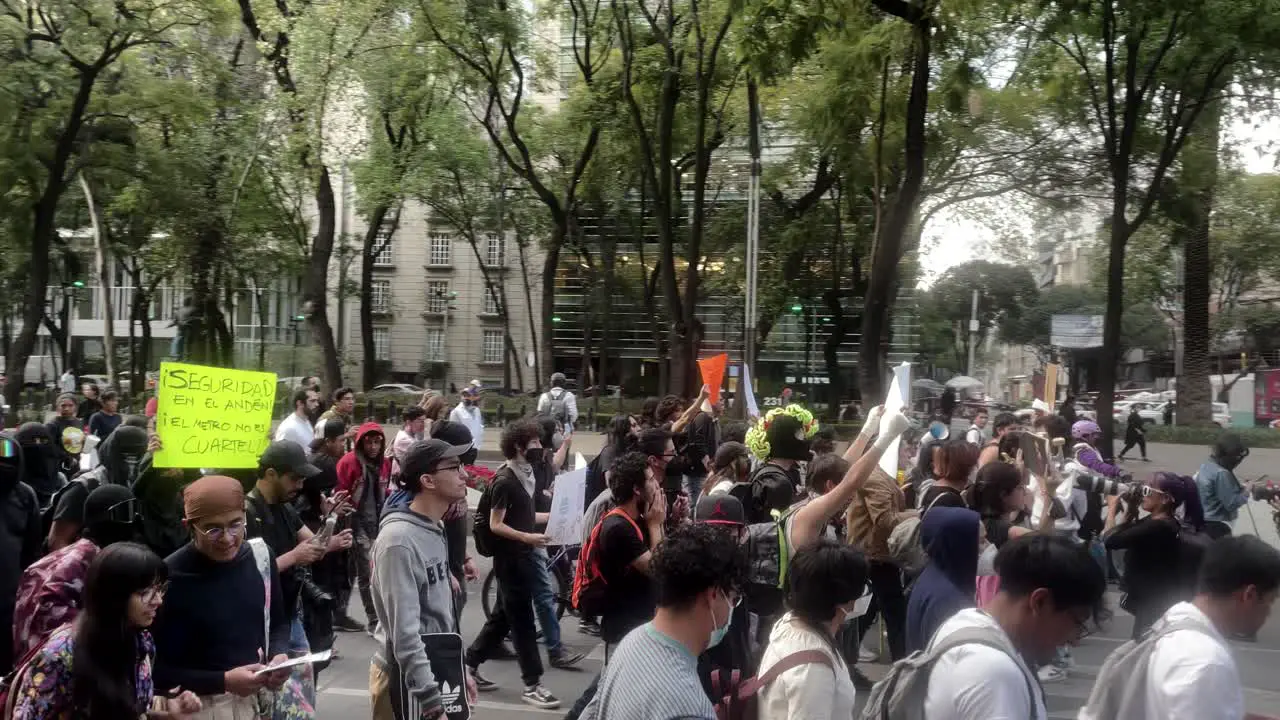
371,507,457,712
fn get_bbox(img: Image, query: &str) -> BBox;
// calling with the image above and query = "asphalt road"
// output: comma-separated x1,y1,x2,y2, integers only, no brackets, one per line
311,440,1280,719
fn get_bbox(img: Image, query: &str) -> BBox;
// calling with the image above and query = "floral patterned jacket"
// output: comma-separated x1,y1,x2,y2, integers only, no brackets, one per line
12,539,99,660
12,625,155,720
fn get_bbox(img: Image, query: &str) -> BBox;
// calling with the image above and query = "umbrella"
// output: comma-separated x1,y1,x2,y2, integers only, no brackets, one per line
945,375,985,391
912,378,946,392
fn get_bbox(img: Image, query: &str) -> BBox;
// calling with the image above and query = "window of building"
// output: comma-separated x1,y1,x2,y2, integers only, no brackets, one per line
371,280,392,312
373,327,391,360
373,222,394,266
425,328,444,362
485,233,504,267
482,330,504,364
426,281,449,313
483,286,500,315
429,233,452,267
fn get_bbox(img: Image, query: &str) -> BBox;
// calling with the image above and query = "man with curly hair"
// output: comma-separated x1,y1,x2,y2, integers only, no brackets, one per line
580,523,747,720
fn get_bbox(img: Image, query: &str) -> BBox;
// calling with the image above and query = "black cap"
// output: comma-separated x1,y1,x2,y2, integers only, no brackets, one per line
259,440,322,478
319,419,347,441
400,439,470,485
695,494,746,527
430,421,478,466
84,484,136,526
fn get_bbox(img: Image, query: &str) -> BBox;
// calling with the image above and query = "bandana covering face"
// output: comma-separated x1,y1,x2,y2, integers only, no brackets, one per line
183,474,246,522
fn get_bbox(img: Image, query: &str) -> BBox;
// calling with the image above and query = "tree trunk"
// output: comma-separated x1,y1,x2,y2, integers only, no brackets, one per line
1096,198,1131,453
1176,98,1222,427
360,204,391,391
515,224,541,388
308,166,343,391
538,223,565,389
859,19,930,404
5,72,98,406
81,174,116,387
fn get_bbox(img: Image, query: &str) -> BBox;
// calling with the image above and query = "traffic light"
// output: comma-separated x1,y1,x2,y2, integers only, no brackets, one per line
551,316,562,324
294,314,306,322
71,280,85,289
790,304,803,314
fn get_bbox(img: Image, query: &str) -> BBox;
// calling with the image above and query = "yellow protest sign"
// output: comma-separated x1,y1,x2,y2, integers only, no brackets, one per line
153,362,278,468
1043,363,1060,405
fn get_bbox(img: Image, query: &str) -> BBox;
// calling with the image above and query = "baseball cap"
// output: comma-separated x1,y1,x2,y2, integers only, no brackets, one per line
695,494,746,527
259,440,322,478
400,439,470,484
712,441,750,472
85,484,136,526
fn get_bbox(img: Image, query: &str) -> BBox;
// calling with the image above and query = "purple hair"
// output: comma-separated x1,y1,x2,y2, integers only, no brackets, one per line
1153,472,1205,531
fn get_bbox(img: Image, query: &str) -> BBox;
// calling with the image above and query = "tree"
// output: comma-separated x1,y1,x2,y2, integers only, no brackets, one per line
1021,0,1280,445
234,0,387,391
420,0,608,387
0,0,210,404
918,261,1039,373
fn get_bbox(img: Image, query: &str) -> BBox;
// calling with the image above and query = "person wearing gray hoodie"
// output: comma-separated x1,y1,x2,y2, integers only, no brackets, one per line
371,438,477,720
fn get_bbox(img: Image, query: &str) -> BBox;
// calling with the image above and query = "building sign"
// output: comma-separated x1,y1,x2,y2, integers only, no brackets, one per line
1050,314,1104,349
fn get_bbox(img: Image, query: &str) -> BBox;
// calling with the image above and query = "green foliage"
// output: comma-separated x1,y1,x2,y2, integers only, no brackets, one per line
918,260,1039,371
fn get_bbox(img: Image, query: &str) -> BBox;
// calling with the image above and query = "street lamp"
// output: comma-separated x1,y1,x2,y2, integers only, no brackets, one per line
289,314,305,378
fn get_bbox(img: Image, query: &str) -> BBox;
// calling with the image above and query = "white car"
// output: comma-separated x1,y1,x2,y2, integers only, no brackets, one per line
1116,400,1230,427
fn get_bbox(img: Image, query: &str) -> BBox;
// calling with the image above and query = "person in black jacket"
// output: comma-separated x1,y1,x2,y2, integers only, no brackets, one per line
1118,406,1150,461
1105,472,1206,638
684,399,722,500
0,433,44,672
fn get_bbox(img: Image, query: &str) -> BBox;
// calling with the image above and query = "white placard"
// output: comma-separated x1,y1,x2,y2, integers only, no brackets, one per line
742,363,760,419
545,466,587,546
877,363,912,478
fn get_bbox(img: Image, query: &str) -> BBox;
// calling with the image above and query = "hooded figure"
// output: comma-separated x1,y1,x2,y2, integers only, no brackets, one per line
14,422,63,506
905,506,981,653
45,425,149,553
0,434,44,671
335,422,392,632
336,422,391,522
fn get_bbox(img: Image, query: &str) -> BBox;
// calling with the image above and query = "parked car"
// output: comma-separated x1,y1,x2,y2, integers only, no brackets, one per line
366,383,426,396
1115,400,1231,428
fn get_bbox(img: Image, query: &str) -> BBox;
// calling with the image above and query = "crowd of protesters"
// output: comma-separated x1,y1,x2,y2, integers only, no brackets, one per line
0,373,1278,720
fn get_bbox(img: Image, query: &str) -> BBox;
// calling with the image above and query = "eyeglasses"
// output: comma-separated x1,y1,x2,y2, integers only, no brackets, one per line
194,520,245,542
435,463,462,473
1139,485,1168,498
139,582,169,604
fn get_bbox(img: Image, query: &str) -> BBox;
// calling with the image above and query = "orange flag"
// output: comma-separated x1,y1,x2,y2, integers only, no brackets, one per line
698,354,729,404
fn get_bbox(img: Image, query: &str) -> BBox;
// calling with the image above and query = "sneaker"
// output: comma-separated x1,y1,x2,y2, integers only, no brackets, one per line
549,646,586,669
1037,665,1067,683
1141,457,1151,462
579,618,601,636
522,684,560,709
857,647,878,663
334,615,365,633
850,667,874,691
470,667,498,692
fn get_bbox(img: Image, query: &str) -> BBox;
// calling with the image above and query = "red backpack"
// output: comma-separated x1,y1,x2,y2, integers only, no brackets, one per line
571,507,642,617
711,650,833,720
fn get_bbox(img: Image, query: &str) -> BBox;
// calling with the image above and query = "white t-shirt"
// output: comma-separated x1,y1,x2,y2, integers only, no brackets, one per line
449,403,484,448
965,425,984,445
1142,602,1243,720
923,609,1046,720
757,613,855,720
274,413,314,449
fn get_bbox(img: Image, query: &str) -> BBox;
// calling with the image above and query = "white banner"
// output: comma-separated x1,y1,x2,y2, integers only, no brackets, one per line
545,458,587,546
742,363,760,419
878,363,912,478
1050,314,1104,349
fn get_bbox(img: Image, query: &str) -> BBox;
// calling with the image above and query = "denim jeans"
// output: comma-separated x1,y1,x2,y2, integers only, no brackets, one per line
531,547,562,653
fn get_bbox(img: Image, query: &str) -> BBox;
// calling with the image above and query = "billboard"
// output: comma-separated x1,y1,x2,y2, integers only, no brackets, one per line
1050,314,1104,349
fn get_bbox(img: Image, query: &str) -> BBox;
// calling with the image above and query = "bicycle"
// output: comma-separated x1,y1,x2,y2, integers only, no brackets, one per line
480,543,578,621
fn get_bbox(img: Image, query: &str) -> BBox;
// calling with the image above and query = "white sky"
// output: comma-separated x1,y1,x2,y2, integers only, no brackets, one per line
918,112,1280,287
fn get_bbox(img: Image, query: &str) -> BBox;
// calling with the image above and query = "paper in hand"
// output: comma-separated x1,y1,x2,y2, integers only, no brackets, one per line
254,649,332,676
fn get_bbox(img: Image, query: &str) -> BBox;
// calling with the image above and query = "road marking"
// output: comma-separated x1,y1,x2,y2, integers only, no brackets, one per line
319,687,562,714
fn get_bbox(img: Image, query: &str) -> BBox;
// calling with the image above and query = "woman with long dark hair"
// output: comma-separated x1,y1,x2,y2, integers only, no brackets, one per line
968,460,1054,549
11,542,201,719
1105,472,1207,638
757,541,867,719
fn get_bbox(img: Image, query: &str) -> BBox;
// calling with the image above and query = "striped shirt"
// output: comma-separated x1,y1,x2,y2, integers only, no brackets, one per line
581,622,716,720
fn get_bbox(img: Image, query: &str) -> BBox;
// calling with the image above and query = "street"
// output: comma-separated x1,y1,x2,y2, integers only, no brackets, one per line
312,439,1280,719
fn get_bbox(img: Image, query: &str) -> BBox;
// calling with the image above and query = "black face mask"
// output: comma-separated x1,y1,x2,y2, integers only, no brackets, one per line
524,448,545,466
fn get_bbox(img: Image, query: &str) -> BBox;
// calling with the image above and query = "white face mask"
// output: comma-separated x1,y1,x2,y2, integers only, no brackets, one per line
846,589,873,620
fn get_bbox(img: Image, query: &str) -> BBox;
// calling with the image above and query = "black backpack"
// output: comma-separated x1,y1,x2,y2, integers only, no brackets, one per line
472,467,513,558
737,463,796,525
40,470,103,542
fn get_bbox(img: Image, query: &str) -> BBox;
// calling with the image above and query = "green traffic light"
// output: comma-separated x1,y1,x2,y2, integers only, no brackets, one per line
294,315,306,321
791,304,803,313
71,281,85,288
551,316,562,323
